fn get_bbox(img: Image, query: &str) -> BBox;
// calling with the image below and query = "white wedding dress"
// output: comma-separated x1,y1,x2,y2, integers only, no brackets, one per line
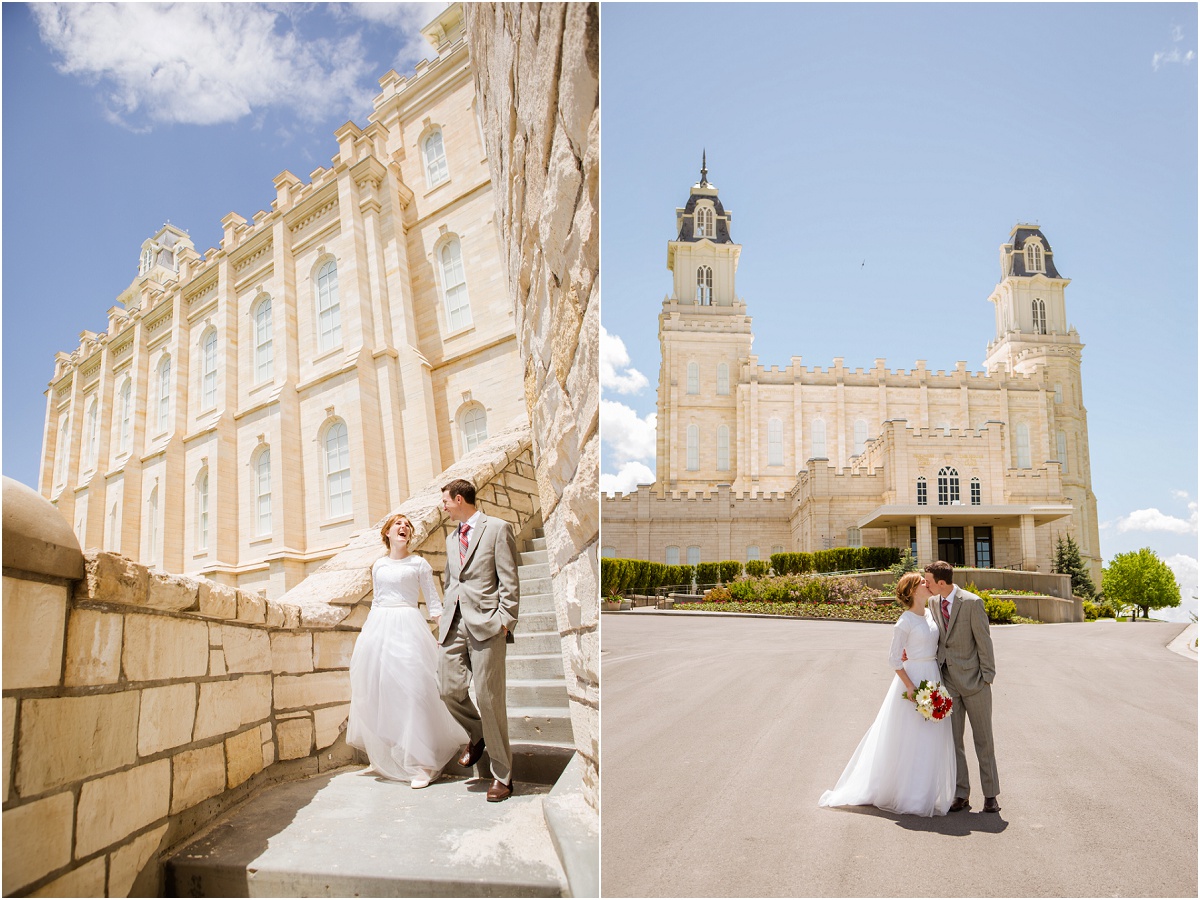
347,554,468,784
819,608,956,816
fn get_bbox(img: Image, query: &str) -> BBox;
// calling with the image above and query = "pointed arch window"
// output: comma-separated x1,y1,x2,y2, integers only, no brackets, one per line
1032,298,1047,335
423,128,449,187
316,260,341,352
695,266,713,305
767,417,783,466
717,424,730,471
695,206,714,238
686,424,699,471
255,448,272,535
811,418,827,459
440,238,472,331
717,362,730,395
201,328,218,408
119,379,132,454
1057,431,1069,475
196,469,209,551
1025,240,1044,274
937,466,960,505
324,421,352,518
853,419,868,456
1015,422,1031,469
970,477,981,506
460,404,488,454
254,296,274,382
157,355,172,432
917,476,928,506
686,361,699,395
84,398,99,471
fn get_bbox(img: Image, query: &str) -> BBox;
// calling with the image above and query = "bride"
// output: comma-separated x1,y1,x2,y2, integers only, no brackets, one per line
818,572,956,816
347,513,467,788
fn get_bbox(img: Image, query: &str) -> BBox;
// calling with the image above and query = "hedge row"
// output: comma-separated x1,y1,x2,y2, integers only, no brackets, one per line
600,558,697,596
769,547,901,575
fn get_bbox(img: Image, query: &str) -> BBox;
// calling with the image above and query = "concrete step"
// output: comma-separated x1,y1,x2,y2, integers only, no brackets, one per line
518,562,551,581
520,549,549,566
519,610,557,633
164,767,567,897
508,653,568,680
507,678,571,708
522,576,552,597
520,592,557,616
513,629,567,656
508,707,575,744
525,537,547,552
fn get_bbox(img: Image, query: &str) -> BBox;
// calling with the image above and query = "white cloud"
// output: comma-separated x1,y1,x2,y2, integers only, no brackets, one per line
601,461,656,496
600,326,649,395
31,3,397,128
1155,554,1198,623
1115,503,1198,535
1171,489,1191,500
1152,26,1196,70
333,3,449,69
600,399,656,467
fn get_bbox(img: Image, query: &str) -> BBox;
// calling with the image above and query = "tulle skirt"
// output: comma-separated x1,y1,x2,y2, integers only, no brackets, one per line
347,605,468,783
818,659,956,817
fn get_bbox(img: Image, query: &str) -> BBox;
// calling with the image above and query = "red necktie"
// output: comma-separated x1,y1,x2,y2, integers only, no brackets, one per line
941,596,950,626
459,523,470,564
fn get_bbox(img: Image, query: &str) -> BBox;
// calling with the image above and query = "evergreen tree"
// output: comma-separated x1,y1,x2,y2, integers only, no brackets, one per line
1054,534,1096,599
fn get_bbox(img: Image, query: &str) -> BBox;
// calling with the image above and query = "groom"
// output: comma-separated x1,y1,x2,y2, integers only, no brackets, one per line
925,560,1001,814
438,478,520,802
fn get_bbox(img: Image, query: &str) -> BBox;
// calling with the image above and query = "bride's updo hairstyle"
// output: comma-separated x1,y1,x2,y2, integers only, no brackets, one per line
380,513,416,549
895,572,924,609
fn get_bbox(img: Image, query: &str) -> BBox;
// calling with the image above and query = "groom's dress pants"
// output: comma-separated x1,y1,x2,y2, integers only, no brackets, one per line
438,607,512,784
947,680,1000,799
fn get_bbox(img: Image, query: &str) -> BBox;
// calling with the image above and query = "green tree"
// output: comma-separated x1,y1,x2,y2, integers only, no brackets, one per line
1101,548,1182,620
1053,534,1096,599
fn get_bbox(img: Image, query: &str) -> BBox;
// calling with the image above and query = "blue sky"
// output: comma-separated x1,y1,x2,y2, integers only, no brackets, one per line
3,1,445,481
599,3,1198,616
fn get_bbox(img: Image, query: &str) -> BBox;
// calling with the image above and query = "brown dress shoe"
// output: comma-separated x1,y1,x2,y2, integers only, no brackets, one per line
486,779,512,802
948,797,970,812
983,797,1001,813
458,738,485,768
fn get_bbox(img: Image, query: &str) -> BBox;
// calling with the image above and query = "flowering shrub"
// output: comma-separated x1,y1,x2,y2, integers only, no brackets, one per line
704,586,732,603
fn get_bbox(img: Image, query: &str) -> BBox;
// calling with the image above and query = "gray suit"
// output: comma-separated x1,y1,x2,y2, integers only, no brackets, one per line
438,513,520,783
934,585,1000,799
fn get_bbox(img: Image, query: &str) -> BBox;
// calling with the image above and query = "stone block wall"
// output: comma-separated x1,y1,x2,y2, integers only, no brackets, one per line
2,550,360,897
464,1,600,812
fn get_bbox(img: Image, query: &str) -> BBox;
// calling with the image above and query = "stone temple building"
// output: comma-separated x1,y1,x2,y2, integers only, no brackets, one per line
601,163,1101,581
38,6,526,599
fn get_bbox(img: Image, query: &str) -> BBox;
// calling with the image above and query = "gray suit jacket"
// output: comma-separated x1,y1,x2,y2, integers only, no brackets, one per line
439,513,519,645
934,586,996,696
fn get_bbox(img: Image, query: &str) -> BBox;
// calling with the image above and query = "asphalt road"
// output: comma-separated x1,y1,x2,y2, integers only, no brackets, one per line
600,615,1197,898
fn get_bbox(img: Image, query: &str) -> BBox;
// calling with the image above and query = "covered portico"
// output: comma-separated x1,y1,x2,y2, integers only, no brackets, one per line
857,503,1074,571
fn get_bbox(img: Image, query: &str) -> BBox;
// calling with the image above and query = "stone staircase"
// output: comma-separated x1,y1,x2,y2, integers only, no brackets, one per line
506,534,574,752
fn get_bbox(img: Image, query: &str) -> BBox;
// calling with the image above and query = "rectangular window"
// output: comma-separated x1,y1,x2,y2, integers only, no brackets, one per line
910,526,918,560
665,546,680,565
1057,432,1069,475
974,526,993,569
767,418,783,466
747,545,760,561
917,480,927,506
847,527,862,548
1054,383,1063,404
970,480,981,506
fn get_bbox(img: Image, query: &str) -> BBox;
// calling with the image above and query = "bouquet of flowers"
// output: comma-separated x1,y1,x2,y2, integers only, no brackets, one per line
903,680,952,721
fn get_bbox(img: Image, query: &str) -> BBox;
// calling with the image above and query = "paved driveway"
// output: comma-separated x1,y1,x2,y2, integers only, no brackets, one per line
600,615,1197,897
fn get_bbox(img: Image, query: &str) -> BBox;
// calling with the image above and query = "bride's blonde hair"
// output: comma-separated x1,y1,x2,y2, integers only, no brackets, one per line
895,572,924,609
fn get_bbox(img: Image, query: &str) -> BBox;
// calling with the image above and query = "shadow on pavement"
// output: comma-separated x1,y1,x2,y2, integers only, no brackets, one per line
828,804,1010,836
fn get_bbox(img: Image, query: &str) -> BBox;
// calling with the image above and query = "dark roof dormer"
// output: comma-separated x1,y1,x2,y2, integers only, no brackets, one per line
1003,224,1063,279
675,153,734,244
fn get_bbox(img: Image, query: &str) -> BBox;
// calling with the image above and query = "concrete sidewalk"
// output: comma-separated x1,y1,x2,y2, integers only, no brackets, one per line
167,768,568,897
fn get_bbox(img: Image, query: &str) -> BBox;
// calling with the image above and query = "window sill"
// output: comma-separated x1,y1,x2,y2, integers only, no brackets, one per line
249,379,274,396
444,323,475,340
311,345,345,366
193,550,209,560
320,514,355,530
423,176,453,198
249,535,273,547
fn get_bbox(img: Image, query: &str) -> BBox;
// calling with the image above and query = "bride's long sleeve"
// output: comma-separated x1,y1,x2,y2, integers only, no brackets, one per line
419,559,444,619
887,616,911,670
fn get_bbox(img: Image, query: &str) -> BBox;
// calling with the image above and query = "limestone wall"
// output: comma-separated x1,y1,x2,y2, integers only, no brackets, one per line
464,3,600,811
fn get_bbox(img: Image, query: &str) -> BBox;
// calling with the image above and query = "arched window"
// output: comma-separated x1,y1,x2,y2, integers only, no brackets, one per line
147,486,159,565
157,355,172,432
324,422,352,517
686,424,699,471
1057,431,1068,475
460,404,488,454
811,418,826,459
686,546,700,566
423,128,449,187
140,248,153,275
717,362,730,396
695,266,713,305
853,419,868,456
201,328,218,408
917,476,928,506
717,425,730,471
937,466,960,505
665,546,680,565
255,449,272,535
440,238,472,331
767,417,783,466
1032,298,1047,335
54,418,69,485
84,398,98,471
747,545,760,561
970,477,981,506
695,206,714,238
118,379,132,454
1025,240,1044,274
316,260,341,352
687,361,699,395
1016,422,1031,469
195,469,209,551
254,296,274,382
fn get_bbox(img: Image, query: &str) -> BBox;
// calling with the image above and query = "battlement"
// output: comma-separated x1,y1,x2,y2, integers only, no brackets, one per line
601,486,790,505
